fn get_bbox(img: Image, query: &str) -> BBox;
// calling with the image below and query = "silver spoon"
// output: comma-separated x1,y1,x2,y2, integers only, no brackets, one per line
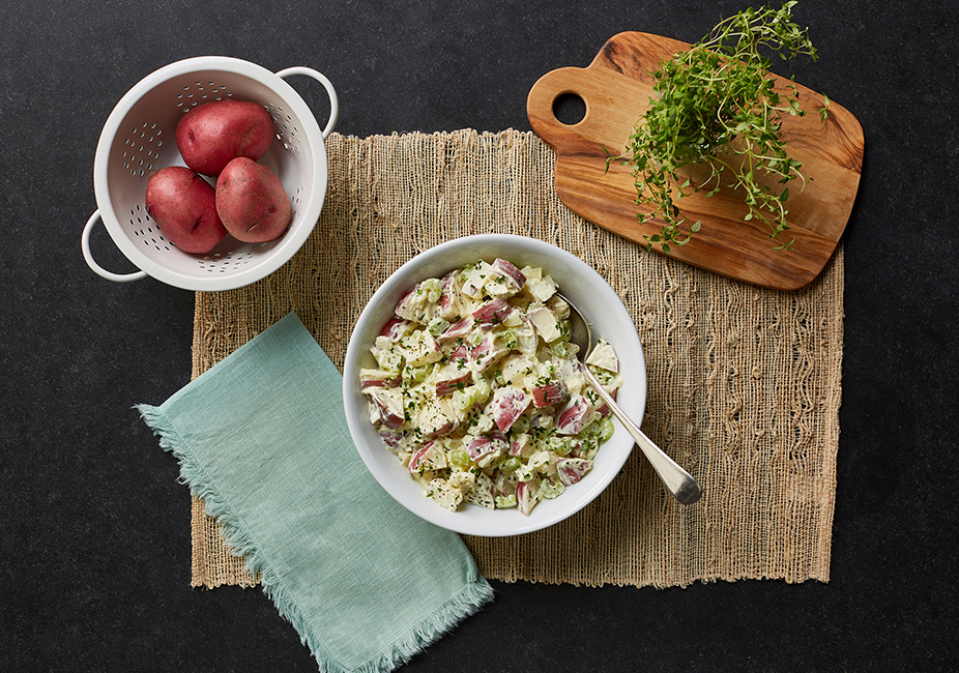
559,294,702,505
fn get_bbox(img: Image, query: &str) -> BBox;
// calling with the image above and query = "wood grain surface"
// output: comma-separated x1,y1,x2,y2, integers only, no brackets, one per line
527,32,864,290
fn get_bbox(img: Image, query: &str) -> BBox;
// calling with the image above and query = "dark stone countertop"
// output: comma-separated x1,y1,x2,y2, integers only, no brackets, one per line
3,1,957,671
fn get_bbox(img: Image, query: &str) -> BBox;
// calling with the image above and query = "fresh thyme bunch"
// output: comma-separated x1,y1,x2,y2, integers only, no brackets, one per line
617,2,829,253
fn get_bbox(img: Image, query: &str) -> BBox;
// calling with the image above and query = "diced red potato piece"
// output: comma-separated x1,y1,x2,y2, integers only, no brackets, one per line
420,419,455,438
555,355,583,377
527,305,563,342
489,386,531,433
435,344,473,395
432,343,471,390
378,316,412,342
438,271,459,319
449,343,469,365
408,441,447,474
359,369,402,389
594,389,617,417
509,432,531,457
585,339,620,373
466,472,496,509
435,368,473,396
394,289,418,321
546,294,571,321
500,353,534,387
485,259,527,297
472,298,511,327
516,479,540,516
418,398,458,437
555,394,592,435
426,477,464,511
367,399,382,426
466,432,509,461
469,335,507,373
461,261,492,298
399,330,443,367
395,281,440,324
436,318,473,343
369,388,405,430
491,258,526,287
531,379,570,408
521,267,558,302
378,430,404,452
557,458,592,486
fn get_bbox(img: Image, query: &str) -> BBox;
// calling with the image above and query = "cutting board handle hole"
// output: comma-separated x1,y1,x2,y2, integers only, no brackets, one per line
552,92,586,126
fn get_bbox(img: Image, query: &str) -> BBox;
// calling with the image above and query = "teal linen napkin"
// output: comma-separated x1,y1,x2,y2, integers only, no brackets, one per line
137,312,493,673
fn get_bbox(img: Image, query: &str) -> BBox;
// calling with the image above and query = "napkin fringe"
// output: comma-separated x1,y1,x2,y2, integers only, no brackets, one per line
337,579,494,673
138,402,494,673
136,404,320,648
137,403,272,569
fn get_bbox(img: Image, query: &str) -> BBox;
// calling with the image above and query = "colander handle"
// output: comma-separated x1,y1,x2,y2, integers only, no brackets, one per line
81,210,148,283
275,67,339,139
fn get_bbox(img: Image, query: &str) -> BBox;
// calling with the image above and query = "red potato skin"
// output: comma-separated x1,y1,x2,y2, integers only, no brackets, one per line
215,157,292,243
175,100,274,176
144,167,226,254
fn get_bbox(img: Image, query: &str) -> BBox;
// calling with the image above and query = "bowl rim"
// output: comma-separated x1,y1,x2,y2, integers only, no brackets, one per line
92,56,326,292
342,233,646,536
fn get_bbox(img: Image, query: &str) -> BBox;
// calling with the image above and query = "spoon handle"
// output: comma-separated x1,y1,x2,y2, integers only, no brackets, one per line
582,367,702,505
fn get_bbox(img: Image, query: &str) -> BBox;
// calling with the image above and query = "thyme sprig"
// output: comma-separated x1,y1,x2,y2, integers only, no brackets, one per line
613,2,829,253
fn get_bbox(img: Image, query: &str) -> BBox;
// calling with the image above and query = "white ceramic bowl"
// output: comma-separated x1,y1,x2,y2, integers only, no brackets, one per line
343,234,646,536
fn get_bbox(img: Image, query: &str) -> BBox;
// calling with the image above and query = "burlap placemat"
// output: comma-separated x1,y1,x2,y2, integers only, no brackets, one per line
188,129,842,589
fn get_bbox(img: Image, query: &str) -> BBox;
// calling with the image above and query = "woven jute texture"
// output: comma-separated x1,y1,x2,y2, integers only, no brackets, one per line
188,129,843,589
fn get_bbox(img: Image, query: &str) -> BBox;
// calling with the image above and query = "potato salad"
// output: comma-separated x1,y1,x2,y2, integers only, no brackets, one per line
360,258,623,516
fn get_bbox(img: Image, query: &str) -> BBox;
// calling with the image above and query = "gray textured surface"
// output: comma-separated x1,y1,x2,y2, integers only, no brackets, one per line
2,1,957,671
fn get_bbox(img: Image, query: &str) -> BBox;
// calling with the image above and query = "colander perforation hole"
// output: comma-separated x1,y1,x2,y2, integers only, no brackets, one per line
291,185,305,207
197,250,254,272
120,122,164,175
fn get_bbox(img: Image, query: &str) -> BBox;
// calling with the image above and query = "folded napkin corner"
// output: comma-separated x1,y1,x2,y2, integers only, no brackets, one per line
137,312,493,673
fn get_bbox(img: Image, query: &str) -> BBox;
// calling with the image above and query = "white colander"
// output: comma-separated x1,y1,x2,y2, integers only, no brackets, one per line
81,56,338,291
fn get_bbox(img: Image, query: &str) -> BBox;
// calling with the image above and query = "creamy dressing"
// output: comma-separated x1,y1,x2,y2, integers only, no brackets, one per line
360,259,623,516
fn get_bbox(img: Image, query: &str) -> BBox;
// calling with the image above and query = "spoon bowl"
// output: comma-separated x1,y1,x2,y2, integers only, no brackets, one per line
560,293,703,505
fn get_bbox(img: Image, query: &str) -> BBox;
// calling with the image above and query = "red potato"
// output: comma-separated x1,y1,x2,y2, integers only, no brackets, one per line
144,167,226,254
175,100,274,176
489,386,531,433
215,157,292,243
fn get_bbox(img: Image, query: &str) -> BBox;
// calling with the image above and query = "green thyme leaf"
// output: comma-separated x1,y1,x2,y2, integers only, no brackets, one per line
615,2,828,253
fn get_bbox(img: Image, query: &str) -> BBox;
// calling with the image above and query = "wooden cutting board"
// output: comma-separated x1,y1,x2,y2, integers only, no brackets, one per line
527,32,864,290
